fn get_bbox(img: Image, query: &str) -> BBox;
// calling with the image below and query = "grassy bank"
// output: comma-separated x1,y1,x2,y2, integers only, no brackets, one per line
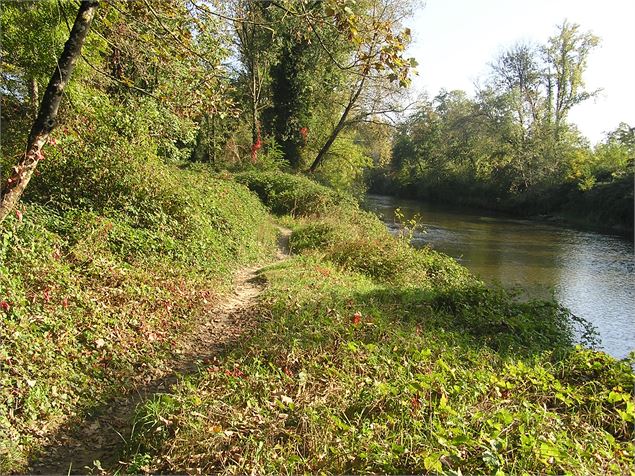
122,172,634,474
0,163,277,471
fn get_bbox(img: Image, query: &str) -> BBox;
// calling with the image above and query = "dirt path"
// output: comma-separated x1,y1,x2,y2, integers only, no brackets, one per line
29,227,291,475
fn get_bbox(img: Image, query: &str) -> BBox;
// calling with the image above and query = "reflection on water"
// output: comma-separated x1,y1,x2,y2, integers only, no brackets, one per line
364,194,635,359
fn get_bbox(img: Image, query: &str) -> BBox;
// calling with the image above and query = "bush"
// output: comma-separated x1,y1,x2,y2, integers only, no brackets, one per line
289,216,471,288
235,171,357,216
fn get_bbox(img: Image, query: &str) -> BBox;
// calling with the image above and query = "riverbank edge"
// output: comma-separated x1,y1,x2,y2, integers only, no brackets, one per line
117,170,634,474
366,189,634,239
2,169,633,473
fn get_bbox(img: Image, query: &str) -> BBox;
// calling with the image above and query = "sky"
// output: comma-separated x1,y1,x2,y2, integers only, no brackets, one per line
405,0,635,144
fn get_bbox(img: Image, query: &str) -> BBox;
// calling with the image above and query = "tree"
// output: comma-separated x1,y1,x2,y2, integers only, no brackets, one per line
266,37,321,168
307,0,417,172
233,0,278,156
490,42,543,144
0,0,99,224
0,2,71,119
480,22,600,192
543,20,600,140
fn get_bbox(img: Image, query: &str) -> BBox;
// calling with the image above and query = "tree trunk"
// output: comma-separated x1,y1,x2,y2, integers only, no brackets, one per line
308,76,366,173
309,121,347,173
251,59,259,146
0,0,99,224
29,77,39,119
211,114,217,164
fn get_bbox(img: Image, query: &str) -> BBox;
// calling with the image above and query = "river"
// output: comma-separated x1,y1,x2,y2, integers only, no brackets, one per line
363,194,635,359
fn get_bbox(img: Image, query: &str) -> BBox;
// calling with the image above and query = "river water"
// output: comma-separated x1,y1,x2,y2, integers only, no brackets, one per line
363,194,635,359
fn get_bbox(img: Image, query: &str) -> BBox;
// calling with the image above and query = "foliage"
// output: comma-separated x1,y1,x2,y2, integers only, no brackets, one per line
313,133,373,194
0,1,81,105
0,89,278,472
379,22,632,234
289,216,466,288
235,171,357,216
121,186,633,474
264,33,336,169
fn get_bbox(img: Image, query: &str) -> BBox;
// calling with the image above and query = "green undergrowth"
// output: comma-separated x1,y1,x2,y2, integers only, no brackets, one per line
124,171,634,474
0,165,276,471
235,171,357,217
125,257,634,475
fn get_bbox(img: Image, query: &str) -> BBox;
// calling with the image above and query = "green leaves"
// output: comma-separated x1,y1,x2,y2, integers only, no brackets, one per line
0,167,278,472
423,452,444,472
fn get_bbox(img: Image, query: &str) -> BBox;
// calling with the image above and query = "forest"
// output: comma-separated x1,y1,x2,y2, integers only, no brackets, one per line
1,0,633,474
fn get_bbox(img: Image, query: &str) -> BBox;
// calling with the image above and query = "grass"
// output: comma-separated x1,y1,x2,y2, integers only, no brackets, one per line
121,171,634,475
0,165,277,472
125,256,634,474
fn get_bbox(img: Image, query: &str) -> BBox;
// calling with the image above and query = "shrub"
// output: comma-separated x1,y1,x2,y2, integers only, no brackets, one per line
235,171,357,216
289,215,472,288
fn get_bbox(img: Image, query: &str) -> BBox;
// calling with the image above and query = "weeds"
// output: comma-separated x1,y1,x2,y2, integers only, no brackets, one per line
122,171,634,475
0,167,276,472
124,255,634,474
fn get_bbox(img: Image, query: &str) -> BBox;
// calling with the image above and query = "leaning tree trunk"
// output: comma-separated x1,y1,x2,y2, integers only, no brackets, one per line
0,0,99,224
308,76,366,173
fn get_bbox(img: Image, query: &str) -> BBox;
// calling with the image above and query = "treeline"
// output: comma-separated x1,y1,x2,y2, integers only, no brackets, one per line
1,0,412,213
4,4,630,235
370,22,634,234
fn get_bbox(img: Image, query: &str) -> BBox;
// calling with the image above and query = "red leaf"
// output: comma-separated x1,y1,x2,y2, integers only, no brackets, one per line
0,301,10,312
352,311,362,325
225,367,245,378
251,128,262,163
15,210,23,222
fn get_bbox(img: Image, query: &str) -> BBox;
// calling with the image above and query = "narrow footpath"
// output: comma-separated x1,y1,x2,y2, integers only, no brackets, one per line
29,227,291,474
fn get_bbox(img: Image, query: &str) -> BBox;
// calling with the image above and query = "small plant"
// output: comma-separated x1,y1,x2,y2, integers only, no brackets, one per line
394,207,425,242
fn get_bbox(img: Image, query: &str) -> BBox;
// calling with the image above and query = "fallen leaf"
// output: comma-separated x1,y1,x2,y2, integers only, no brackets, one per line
352,311,362,325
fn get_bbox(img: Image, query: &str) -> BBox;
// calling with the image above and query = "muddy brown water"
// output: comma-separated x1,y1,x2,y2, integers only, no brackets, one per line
364,194,635,359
